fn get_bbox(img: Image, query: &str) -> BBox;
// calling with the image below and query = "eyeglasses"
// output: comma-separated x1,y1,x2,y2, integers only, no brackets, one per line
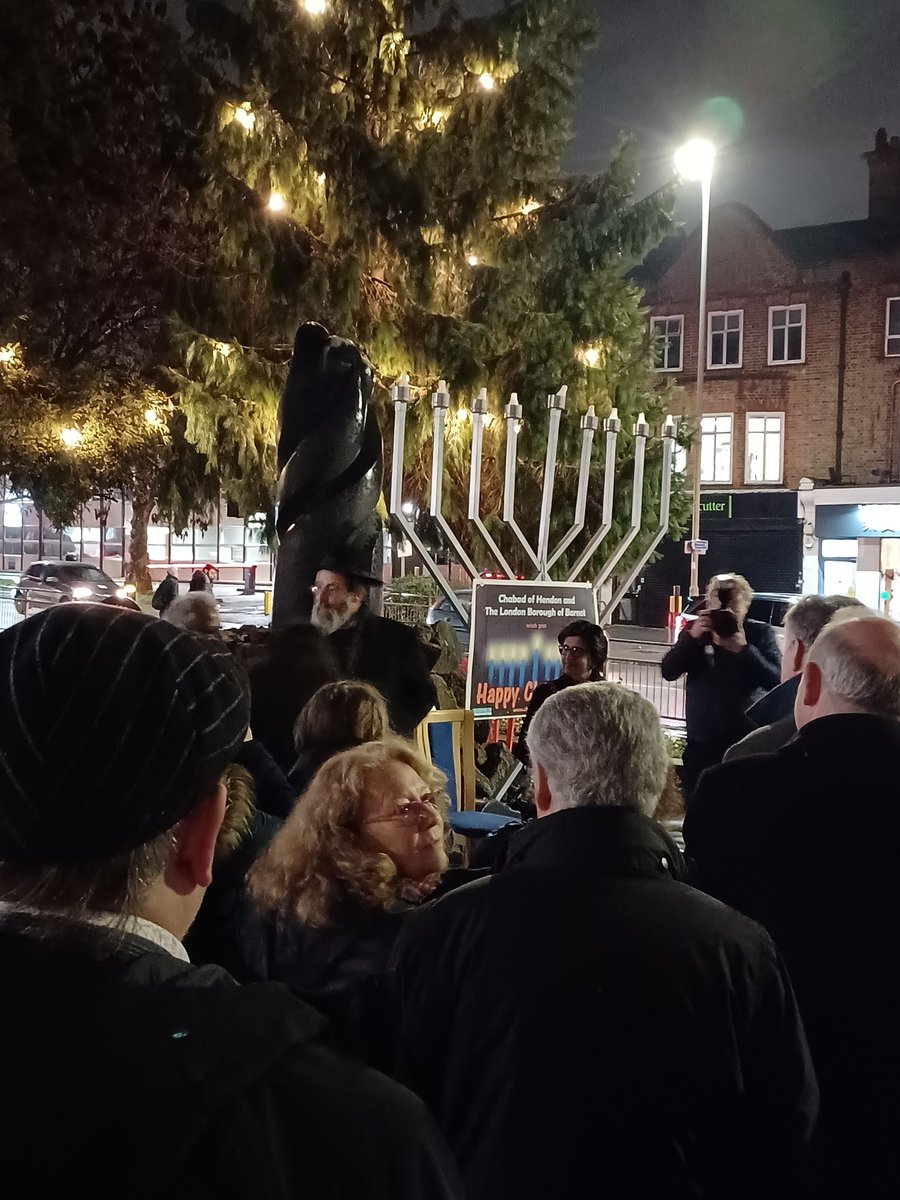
310,583,345,599
559,644,588,658
364,796,442,826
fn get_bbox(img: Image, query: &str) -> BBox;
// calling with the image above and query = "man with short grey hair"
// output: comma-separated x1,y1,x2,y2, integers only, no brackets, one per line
685,610,900,1195
724,594,863,761
393,682,818,1200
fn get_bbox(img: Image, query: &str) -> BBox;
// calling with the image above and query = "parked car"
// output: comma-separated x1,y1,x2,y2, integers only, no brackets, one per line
426,588,472,653
674,591,799,647
13,561,132,615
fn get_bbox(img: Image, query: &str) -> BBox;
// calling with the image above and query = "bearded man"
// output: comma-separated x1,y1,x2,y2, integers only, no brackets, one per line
311,552,436,737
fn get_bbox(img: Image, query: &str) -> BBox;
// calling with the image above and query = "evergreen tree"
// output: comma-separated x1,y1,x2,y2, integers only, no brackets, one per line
178,0,688,578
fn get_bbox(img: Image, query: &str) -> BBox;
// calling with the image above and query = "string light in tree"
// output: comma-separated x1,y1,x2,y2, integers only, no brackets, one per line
0,343,20,365
520,199,542,216
315,171,327,186
214,341,234,357
268,191,287,213
60,427,83,448
430,110,447,128
466,253,480,267
144,409,161,426
578,345,604,368
302,0,327,14
231,104,256,131
478,72,495,91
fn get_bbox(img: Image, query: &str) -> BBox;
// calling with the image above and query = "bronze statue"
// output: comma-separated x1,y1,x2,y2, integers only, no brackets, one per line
272,323,383,626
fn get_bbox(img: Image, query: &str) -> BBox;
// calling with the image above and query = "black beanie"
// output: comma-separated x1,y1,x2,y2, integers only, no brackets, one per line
0,605,250,864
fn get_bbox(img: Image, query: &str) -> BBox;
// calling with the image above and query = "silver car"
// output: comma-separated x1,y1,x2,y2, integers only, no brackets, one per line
14,561,128,615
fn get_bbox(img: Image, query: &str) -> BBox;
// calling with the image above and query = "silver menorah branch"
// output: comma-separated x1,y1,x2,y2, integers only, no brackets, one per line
388,376,677,630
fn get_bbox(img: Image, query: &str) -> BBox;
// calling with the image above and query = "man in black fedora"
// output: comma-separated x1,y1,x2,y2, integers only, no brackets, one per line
312,548,436,737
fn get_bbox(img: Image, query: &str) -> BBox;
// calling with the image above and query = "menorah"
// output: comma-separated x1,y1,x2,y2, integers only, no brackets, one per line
389,375,678,629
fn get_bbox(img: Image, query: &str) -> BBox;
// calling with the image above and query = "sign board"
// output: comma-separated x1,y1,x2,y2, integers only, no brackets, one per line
465,580,599,720
684,539,708,554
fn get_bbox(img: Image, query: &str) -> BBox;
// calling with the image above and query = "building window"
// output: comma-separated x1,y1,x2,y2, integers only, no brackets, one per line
745,413,784,484
886,298,900,356
650,315,683,371
769,305,806,364
708,310,743,368
700,414,733,483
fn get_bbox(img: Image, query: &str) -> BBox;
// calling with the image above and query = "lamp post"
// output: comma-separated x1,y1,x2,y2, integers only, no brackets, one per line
674,137,716,597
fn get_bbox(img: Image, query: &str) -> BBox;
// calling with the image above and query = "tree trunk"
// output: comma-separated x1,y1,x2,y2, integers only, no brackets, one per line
128,485,154,594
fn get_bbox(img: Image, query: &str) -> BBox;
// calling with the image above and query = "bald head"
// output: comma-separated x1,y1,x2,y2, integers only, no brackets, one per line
795,612,900,729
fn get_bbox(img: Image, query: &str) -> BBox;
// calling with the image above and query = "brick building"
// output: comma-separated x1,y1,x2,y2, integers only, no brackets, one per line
633,128,900,623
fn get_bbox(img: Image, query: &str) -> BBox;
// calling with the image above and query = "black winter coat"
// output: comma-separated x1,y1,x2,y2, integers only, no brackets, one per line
329,606,436,737
661,618,781,748
234,738,298,819
0,916,463,1200
184,808,280,982
684,713,900,1197
392,807,818,1200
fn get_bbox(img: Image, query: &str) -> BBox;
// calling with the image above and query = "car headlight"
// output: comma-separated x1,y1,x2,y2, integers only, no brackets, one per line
123,583,136,595
72,587,93,599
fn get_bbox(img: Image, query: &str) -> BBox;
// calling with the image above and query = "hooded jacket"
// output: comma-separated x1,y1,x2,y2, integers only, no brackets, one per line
0,915,462,1200
392,806,818,1200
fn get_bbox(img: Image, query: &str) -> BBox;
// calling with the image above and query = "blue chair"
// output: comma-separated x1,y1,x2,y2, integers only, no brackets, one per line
416,709,520,836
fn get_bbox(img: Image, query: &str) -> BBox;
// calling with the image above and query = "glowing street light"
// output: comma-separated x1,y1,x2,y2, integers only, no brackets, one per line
268,191,287,213
674,137,716,598
674,137,716,183
60,427,83,448
582,347,600,368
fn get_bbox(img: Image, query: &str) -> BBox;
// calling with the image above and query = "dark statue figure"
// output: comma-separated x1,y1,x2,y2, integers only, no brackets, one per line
272,323,384,627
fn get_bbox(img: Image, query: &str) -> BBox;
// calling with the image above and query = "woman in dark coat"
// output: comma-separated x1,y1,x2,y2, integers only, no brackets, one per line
249,739,466,1067
515,620,609,762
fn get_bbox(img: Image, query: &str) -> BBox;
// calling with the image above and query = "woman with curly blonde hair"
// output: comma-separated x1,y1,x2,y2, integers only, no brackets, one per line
249,738,459,1063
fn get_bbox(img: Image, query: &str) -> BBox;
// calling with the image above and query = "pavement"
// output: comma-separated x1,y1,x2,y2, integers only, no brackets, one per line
216,586,271,629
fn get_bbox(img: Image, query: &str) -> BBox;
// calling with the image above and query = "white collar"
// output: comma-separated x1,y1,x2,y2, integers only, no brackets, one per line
0,903,189,963
83,911,190,962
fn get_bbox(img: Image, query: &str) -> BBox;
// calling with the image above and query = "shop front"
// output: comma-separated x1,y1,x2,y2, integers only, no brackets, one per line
804,487,900,615
636,489,802,626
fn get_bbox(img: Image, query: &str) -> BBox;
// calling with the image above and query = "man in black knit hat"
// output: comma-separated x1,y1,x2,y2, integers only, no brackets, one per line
0,606,461,1200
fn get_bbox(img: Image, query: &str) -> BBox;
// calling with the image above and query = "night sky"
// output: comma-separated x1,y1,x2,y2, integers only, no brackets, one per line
463,0,900,230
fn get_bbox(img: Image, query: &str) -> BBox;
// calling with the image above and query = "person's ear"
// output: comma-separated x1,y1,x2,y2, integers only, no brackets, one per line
795,661,822,725
533,762,553,817
165,781,227,895
349,584,366,609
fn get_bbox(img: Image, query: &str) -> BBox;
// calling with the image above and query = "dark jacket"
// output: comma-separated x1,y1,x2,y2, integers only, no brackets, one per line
514,674,573,763
184,808,281,982
235,738,298,819
151,573,178,613
684,713,900,1196
329,606,436,737
270,870,480,1068
287,744,332,795
723,674,801,762
0,916,462,1200
661,618,781,747
392,807,818,1200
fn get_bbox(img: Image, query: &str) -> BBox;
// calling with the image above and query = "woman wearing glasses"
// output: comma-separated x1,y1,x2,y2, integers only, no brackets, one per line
515,620,609,763
249,739,462,1064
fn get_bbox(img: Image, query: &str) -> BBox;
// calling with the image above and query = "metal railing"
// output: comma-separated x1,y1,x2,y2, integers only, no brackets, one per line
606,656,685,723
383,596,432,626
0,585,22,633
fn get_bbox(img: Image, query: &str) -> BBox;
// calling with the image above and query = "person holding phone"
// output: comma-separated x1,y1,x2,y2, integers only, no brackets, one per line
661,573,781,800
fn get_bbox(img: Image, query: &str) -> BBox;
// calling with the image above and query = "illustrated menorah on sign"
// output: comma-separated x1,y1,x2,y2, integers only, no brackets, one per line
389,375,678,631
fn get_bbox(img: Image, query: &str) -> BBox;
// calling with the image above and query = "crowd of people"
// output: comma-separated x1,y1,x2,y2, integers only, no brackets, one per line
0,560,897,1198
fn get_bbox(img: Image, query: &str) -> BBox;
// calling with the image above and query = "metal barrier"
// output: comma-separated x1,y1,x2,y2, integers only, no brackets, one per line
606,656,685,723
0,587,22,632
383,597,431,626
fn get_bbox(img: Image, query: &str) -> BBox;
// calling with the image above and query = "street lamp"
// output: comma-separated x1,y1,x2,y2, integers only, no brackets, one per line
674,137,715,598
